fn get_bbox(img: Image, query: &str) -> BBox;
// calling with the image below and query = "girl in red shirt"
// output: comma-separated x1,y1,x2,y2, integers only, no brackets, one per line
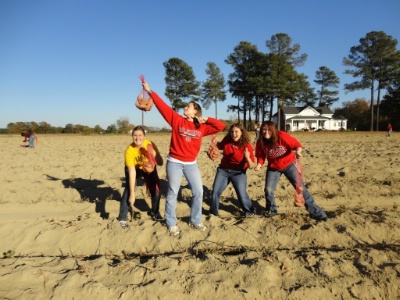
210,123,256,217
142,81,225,235
255,121,327,221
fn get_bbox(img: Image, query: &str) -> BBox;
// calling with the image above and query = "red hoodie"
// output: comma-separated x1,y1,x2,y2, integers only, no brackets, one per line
255,131,302,171
149,92,225,162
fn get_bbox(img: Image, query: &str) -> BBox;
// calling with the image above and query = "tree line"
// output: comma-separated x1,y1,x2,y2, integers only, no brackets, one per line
4,31,400,133
163,31,400,131
2,118,172,135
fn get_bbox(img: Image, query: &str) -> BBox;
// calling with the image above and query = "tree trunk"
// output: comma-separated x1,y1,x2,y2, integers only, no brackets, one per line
370,84,374,131
256,95,261,124
243,96,248,129
248,97,252,131
237,98,240,122
214,98,218,119
375,87,381,131
269,97,274,120
277,97,281,130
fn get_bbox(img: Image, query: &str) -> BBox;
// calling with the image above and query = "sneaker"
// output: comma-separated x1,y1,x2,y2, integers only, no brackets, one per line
264,210,278,218
189,223,207,231
154,212,163,220
147,211,163,221
311,215,328,222
119,220,129,229
168,225,180,236
245,212,255,218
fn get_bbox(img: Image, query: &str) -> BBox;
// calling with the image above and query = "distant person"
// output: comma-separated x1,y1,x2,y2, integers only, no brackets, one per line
28,132,37,148
255,121,328,221
21,131,38,148
142,81,225,236
21,132,30,143
117,126,163,228
254,122,261,144
209,123,257,217
387,123,392,137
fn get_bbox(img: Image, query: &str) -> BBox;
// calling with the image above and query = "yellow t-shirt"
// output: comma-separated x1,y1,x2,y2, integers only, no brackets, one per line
125,139,153,169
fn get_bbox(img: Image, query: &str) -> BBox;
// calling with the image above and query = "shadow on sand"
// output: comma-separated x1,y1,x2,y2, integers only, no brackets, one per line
45,174,121,219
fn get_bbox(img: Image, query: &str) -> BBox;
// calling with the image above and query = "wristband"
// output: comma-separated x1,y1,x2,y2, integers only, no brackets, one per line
148,90,153,94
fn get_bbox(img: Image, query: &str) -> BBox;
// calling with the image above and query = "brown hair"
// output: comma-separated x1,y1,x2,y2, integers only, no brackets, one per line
189,101,202,129
259,121,279,149
227,123,250,147
132,125,146,136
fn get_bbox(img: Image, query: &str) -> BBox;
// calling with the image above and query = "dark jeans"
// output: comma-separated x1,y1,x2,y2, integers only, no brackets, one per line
265,162,327,219
210,167,255,215
118,167,161,221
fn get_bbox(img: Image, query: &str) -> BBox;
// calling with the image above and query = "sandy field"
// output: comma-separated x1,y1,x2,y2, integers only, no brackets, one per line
0,131,399,300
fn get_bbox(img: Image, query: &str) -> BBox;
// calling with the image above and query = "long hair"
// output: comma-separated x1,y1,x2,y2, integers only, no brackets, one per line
226,123,250,147
259,121,279,149
189,101,202,129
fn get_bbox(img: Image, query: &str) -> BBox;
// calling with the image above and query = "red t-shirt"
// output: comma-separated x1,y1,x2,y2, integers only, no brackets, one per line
150,92,225,162
218,135,255,171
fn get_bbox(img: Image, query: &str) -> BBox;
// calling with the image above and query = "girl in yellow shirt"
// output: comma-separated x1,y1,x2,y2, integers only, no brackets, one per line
118,126,163,228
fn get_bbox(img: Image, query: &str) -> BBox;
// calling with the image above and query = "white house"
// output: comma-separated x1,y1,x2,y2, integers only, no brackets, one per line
272,106,347,131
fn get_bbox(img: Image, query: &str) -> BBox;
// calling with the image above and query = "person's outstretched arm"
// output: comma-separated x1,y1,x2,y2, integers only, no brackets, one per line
142,82,177,126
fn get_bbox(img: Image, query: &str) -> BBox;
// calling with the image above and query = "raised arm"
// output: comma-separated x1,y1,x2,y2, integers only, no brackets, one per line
142,81,177,126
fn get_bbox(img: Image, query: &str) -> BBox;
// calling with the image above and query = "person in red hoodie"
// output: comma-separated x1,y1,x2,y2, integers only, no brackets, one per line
255,121,327,221
387,123,392,137
209,123,257,217
142,81,225,236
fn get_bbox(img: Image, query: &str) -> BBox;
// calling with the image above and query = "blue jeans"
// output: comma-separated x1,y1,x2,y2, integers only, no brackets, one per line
118,167,160,221
265,162,327,219
29,135,35,148
210,167,255,215
165,160,203,227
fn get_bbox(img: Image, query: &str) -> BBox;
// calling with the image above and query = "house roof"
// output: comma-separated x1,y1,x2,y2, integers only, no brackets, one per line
286,116,330,120
281,105,333,115
273,105,347,121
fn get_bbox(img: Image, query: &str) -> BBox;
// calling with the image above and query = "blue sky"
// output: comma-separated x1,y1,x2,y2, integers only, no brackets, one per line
1,0,399,130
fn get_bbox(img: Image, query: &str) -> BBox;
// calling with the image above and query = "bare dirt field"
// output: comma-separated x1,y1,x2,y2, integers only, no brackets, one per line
0,131,399,299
